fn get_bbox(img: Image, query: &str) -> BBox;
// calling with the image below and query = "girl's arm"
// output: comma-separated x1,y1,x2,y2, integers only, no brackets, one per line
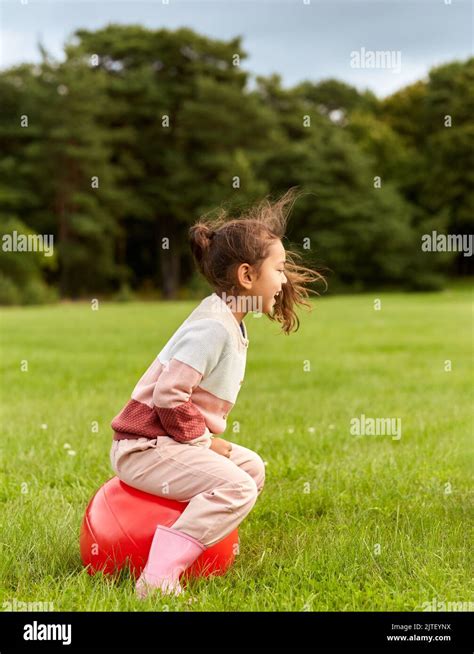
153,319,232,446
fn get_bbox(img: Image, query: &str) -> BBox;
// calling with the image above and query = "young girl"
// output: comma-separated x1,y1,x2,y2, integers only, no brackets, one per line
109,189,321,599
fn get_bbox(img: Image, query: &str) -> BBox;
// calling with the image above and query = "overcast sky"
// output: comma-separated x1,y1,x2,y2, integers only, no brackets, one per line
1,0,472,97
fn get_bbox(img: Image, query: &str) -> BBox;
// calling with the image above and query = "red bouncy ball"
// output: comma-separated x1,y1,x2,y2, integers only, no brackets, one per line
80,477,238,581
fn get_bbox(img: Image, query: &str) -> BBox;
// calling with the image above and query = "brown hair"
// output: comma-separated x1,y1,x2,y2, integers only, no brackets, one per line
189,188,326,334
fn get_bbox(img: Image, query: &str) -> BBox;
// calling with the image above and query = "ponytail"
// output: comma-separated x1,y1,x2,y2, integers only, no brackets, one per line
189,223,215,278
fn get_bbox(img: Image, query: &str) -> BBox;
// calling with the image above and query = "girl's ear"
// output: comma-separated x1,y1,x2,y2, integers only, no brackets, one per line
236,263,254,289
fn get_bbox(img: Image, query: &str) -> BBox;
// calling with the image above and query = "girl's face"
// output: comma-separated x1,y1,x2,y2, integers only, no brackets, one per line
249,239,288,314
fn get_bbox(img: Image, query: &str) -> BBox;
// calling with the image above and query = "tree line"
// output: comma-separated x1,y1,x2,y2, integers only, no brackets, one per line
0,25,472,304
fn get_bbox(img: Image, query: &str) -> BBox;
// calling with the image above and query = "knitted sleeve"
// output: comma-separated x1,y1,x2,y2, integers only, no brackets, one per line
153,319,231,444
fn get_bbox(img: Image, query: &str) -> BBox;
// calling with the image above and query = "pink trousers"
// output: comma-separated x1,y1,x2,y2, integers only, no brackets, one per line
109,436,266,547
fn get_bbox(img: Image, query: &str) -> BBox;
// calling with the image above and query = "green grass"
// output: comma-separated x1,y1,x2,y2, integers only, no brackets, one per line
0,286,472,612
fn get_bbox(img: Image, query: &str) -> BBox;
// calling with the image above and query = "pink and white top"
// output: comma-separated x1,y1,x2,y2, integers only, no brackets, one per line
111,293,249,448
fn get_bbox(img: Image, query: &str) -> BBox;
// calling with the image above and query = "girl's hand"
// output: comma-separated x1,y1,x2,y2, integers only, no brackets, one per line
209,437,232,458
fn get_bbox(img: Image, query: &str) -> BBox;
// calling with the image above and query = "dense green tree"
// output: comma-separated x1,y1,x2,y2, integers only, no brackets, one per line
0,56,127,296
253,76,448,291
295,78,379,121
65,25,279,297
381,59,474,273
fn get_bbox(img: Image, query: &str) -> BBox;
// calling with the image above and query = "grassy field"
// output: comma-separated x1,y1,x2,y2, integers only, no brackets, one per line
0,286,472,612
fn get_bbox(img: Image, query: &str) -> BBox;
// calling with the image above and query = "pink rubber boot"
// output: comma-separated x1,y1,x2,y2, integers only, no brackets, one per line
136,525,206,599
